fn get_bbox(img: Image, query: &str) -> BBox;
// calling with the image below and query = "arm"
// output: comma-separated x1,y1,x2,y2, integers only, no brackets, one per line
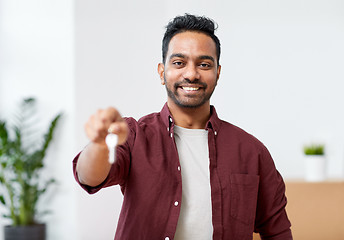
76,107,128,187
254,147,293,240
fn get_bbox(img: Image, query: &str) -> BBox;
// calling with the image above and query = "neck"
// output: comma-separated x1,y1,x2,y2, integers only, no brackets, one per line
167,100,211,129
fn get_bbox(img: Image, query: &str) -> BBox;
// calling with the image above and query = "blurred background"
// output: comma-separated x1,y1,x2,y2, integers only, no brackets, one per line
0,0,343,239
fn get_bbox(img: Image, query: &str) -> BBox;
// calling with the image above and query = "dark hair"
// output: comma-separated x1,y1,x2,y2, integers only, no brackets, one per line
162,14,221,66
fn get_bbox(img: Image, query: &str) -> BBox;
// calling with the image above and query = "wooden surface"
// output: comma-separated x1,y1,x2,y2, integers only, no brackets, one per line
253,180,344,240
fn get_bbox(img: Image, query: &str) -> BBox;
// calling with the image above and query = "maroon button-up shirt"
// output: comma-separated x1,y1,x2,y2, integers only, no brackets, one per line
73,103,292,240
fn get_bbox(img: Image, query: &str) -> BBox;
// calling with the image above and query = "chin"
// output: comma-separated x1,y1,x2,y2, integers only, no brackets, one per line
175,100,208,109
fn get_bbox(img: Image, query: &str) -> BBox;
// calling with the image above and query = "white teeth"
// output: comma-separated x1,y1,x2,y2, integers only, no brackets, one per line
182,87,199,91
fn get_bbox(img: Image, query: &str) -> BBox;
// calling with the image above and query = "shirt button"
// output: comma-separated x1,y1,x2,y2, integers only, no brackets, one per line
170,133,173,138
169,117,173,123
174,201,179,206
165,237,170,240
177,166,181,171
214,131,217,135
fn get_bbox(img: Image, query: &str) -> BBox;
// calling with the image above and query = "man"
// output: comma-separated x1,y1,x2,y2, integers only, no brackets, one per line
73,14,292,240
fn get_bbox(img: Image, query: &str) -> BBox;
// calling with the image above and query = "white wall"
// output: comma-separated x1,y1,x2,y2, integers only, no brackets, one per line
209,0,344,179
0,0,77,239
74,1,166,239
1,0,344,239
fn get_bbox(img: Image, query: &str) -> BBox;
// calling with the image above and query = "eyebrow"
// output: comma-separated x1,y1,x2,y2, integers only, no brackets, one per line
199,55,215,63
169,53,186,60
169,53,215,63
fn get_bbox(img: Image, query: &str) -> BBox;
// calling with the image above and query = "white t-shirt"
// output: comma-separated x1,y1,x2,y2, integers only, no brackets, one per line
173,125,213,240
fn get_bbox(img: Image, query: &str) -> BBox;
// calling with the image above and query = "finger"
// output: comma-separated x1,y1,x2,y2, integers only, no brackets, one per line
101,107,122,124
108,120,128,145
85,118,106,144
84,107,124,144
85,110,108,143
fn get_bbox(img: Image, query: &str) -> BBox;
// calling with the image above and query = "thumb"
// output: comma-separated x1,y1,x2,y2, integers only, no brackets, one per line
108,120,129,145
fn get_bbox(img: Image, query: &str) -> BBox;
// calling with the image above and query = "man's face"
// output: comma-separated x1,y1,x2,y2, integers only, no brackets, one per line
158,31,221,109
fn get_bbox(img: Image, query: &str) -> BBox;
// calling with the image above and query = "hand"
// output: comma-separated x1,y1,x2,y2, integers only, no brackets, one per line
84,107,128,146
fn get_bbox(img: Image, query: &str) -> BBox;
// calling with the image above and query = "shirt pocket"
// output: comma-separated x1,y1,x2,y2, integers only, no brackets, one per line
230,174,260,225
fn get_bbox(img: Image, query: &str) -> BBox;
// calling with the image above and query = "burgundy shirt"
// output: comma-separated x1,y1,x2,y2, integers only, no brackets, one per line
73,104,292,240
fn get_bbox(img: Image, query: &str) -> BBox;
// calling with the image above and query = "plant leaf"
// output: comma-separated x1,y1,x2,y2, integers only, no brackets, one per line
0,97,62,226
0,195,6,205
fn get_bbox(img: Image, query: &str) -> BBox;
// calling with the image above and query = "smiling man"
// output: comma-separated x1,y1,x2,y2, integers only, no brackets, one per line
73,14,292,240
159,30,220,109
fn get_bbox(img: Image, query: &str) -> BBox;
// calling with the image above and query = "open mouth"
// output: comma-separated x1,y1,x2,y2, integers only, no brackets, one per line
173,81,207,94
181,86,200,91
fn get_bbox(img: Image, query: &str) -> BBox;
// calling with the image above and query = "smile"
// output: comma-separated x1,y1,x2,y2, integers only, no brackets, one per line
182,86,200,91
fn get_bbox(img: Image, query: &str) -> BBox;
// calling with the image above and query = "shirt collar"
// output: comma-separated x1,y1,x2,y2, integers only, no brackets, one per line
160,102,222,134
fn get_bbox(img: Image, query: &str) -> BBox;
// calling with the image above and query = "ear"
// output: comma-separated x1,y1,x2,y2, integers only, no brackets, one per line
216,65,221,84
158,63,165,85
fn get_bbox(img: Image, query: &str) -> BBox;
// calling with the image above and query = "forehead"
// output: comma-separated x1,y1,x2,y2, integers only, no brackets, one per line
167,31,217,60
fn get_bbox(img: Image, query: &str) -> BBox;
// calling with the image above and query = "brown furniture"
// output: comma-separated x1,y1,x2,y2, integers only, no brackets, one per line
253,180,344,240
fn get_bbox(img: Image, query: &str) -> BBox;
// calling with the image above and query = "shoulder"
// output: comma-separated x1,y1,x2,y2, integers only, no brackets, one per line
220,120,263,144
124,111,164,132
138,111,162,123
219,121,278,177
218,120,269,154
210,107,266,152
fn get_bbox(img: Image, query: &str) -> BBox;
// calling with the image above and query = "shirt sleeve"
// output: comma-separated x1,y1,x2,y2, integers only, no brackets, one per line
72,117,136,194
254,146,293,240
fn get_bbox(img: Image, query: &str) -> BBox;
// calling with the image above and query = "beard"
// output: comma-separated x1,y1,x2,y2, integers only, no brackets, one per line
164,75,216,109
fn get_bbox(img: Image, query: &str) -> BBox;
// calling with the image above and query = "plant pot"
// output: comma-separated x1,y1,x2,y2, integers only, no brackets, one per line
304,155,326,182
4,224,46,240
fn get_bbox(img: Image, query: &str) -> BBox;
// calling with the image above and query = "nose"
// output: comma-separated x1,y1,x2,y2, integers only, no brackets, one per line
182,64,200,82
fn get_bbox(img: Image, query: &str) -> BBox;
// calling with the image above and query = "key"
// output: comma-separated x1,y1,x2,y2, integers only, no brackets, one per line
105,133,118,164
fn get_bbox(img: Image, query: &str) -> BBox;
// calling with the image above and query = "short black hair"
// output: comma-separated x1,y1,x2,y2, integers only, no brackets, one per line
162,14,221,66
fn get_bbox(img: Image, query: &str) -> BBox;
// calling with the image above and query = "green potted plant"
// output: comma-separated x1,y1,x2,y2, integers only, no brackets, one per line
303,143,326,182
0,98,62,240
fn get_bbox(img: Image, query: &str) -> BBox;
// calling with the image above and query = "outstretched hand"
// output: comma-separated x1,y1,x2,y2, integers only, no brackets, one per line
84,107,128,146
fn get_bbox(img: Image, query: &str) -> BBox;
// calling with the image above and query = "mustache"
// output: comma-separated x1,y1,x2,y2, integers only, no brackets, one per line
173,78,208,88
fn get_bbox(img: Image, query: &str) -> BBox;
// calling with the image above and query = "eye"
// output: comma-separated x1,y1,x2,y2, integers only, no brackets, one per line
172,61,185,67
199,62,212,69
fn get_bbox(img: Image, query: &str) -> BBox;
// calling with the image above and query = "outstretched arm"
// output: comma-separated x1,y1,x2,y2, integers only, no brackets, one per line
76,107,128,187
